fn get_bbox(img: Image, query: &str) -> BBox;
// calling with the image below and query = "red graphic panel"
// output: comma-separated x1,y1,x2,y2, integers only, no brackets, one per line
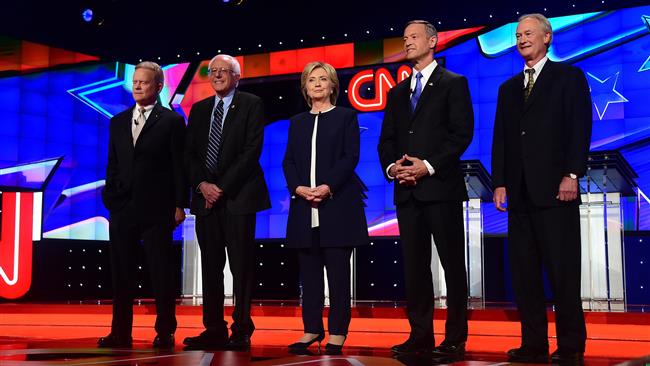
0,192,34,299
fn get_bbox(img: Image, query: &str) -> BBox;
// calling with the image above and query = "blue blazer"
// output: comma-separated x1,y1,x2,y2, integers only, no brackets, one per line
282,106,368,248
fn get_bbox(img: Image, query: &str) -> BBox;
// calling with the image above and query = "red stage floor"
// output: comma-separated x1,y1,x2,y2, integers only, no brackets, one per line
0,302,649,365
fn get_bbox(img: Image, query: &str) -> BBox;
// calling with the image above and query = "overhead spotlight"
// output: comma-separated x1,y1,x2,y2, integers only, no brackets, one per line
82,9,93,22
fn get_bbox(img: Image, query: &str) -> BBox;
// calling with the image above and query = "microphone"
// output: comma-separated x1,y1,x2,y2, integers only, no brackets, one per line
133,118,139,126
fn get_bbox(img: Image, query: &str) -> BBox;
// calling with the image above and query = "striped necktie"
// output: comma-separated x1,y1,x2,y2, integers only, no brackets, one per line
524,68,536,101
206,99,224,172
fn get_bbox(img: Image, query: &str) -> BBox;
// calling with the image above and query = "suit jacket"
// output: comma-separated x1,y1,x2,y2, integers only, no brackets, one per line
102,103,188,224
491,60,592,209
378,65,474,204
185,90,270,216
282,107,369,248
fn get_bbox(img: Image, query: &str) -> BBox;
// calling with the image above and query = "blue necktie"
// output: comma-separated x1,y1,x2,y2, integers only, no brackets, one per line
410,72,423,112
206,99,224,172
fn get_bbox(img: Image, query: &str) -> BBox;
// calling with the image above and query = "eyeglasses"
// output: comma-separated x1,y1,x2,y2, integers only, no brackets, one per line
208,67,236,76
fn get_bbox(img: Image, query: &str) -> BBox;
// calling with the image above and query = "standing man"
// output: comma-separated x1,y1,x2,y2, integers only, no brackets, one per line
492,14,592,364
183,54,270,351
100,61,187,349
378,20,474,359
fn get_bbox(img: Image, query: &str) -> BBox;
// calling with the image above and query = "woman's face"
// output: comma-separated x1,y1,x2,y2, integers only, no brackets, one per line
306,67,332,103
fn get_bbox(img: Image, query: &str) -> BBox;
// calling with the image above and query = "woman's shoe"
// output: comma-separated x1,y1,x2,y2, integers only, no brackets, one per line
288,333,325,351
324,335,346,355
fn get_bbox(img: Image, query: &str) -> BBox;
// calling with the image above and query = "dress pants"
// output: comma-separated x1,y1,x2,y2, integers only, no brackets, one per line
195,202,256,337
396,198,468,345
298,229,353,336
108,202,177,337
508,183,586,352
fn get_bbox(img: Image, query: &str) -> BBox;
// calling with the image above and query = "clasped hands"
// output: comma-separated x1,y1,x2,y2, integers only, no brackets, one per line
199,182,223,209
295,184,331,207
389,154,429,186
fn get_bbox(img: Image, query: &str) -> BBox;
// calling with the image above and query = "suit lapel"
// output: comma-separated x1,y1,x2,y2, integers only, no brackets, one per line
121,106,136,151
220,90,240,143
412,66,443,119
138,103,164,140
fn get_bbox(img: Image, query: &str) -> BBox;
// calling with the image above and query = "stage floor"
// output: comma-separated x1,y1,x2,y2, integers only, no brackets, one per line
1,302,649,365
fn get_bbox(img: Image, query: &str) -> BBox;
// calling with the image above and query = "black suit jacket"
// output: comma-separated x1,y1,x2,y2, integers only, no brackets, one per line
491,60,592,209
185,90,270,216
282,107,368,248
378,65,474,204
102,103,188,224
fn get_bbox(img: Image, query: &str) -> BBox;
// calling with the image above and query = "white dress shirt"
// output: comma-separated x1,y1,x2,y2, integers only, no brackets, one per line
523,56,548,87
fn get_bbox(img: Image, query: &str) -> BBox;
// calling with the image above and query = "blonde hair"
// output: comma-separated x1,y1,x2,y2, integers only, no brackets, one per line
300,61,339,107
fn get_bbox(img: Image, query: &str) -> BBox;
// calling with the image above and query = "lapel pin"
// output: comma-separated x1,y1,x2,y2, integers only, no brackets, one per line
428,82,433,86
231,105,236,109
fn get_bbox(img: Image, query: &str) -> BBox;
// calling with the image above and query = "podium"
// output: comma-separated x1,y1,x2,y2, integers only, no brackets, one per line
432,160,492,303
579,150,637,310
181,214,234,304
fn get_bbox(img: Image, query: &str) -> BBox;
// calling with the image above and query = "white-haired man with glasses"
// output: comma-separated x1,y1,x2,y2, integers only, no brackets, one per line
183,54,270,351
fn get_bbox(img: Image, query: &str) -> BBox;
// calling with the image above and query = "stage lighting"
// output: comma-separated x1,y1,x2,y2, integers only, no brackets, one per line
82,9,93,22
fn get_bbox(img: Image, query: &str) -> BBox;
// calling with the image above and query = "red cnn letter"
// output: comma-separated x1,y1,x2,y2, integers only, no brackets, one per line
0,192,34,299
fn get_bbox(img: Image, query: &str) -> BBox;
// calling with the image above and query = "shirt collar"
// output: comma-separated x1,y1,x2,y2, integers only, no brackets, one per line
524,56,548,77
411,59,438,88
215,89,236,104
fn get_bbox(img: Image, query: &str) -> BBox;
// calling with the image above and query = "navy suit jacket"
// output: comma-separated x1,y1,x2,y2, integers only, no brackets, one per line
378,65,474,204
283,107,368,248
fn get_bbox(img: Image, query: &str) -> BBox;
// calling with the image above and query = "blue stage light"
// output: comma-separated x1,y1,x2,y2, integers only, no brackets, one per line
82,9,93,23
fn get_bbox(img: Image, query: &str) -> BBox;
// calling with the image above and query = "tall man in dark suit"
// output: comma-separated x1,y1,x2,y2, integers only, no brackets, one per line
491,14,592,364
378,20,474,359
100,61,187,349
183,54,270,350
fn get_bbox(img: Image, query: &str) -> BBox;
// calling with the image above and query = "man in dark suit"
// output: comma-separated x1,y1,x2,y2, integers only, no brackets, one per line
378,20,474,359
183,54,270,350
100,61,187,349
491,14,592,364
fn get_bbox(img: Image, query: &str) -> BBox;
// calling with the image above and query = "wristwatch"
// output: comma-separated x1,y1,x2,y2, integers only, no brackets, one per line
565,173,578,180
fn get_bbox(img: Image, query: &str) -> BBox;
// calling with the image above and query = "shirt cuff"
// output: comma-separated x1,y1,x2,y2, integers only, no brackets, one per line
386,163,396,179
423,160,435,176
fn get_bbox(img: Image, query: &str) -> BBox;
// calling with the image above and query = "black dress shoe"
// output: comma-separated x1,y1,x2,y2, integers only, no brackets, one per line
391,338,433,354
288,333,325,350
324,335,347,355
153,334,175,349
97,334,133,348
227,333,251,351
432,342,465,361
551,349,584,364
183,331,228,350
507,347,549,363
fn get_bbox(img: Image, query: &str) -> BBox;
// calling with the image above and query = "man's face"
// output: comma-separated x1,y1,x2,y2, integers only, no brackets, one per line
132,68,161,106
208,57,240,97
403,23,436,62
516,17,550,63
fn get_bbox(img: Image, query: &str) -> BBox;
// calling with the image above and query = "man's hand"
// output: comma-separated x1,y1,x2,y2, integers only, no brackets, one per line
174,207,186,226
396,154,429,185
199,182,223,205
557,177,579,201
388,156,407,179
493,187,507,212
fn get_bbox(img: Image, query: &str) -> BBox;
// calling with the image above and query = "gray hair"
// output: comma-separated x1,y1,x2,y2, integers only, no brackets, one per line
518,13,553,46
209,54,241,75
405,19,438,39
135,61,164,85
